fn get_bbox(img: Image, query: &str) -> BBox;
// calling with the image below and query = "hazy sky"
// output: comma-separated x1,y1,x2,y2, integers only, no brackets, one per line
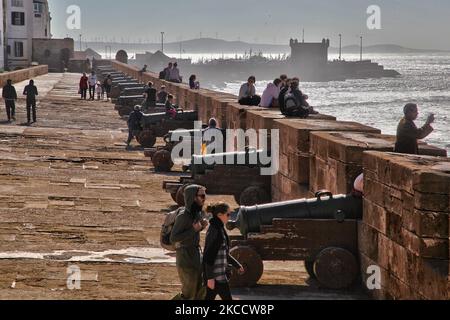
48,0,450,49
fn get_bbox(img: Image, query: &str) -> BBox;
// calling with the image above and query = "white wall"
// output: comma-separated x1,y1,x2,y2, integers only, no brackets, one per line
33,0,51,39
0,1,5,70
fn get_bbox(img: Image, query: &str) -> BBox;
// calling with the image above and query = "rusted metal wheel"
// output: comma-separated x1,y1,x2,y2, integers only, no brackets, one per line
304,260,316,279
175,184,191,207
239,186,271,207
314,247,359,290
118,106,132,117
152,150,174,172
229,246,264,288
137,130,157,148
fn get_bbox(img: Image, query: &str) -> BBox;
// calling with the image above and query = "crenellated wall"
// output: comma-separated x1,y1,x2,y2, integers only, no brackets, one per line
0,65,49,87
110,60,449,300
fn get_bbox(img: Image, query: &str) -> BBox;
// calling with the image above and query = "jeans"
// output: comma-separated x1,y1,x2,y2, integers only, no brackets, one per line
239,96,261,106
80,88,87,99
5,100,16,120
205,281,233,301
89,85,96,99
26,100,37,123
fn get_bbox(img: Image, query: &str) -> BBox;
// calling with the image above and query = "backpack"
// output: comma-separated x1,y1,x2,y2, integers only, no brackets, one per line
160,208,183,251
283,92,310,118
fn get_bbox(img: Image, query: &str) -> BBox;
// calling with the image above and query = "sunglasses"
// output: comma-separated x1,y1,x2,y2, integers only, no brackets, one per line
196,194,206,199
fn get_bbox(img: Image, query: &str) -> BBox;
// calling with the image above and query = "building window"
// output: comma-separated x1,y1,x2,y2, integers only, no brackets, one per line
11,0,24,7
34,2,44,17
12,12,25,26
14,42,24,57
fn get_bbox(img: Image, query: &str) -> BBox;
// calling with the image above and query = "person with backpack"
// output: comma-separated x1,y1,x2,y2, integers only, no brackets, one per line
203,202,244,300
23,80,39,125
126,105,143,149
2,79,17,122
170,185,209,300
282,79,317,118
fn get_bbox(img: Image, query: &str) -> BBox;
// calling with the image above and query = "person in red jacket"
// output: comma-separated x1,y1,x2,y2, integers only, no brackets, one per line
79,73,88,100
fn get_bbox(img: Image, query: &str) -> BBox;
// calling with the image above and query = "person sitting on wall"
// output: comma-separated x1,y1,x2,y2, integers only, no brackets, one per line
260,78,282,108
353,173,364,197
238,76,261,106
165,94,178,118
157,85,168,104
394,103,435,155
162,62,173,81
282,80,317,118
189,75,200,90
169,62,182,83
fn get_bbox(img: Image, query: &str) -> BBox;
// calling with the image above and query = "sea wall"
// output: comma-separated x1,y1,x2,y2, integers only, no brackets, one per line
0,65,49,87
110,60,449,300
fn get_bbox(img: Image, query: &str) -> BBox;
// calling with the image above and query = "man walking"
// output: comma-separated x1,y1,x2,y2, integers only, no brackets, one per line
23,80,39,125
126,105,144,149
2,79,17,122
88,71,97,100
171,185,208,300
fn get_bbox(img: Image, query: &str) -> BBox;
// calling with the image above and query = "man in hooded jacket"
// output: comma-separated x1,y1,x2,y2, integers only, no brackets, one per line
170,185,208,300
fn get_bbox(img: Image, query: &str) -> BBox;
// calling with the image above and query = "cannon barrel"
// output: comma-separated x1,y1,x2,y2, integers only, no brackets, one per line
141,110,198,127
190,148,267,175
227,192,363,236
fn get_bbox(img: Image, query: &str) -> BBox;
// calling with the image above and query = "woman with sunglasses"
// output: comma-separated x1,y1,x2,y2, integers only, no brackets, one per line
203,202,244,300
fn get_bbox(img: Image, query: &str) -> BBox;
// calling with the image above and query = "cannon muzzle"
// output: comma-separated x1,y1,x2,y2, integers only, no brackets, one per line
227,191,363,236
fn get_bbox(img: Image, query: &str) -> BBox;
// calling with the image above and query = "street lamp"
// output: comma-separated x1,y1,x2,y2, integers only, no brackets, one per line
161,32,165,53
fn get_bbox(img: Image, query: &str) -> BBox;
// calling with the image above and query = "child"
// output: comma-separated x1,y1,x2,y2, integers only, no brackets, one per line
203,202,244,301
96,81,102,100
165,94,177,118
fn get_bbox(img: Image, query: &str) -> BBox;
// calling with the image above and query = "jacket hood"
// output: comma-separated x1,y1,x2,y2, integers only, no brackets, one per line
184,184,201,211
267,83,277,89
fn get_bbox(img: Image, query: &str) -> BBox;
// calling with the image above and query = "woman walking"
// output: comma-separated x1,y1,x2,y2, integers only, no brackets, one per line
79,73,88,100
203,202,244,300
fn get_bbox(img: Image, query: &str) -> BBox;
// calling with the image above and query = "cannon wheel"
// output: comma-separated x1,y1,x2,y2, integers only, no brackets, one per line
152,150,174,172
175,183,191,207
137,130,157,148
118,106,132,117
304,260,316,279
314,247,359,290
239,186,271,207
229,246,264,288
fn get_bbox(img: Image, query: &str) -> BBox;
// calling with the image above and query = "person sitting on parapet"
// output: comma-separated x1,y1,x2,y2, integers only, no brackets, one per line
238,76,261,106
189,75,200,90
394,103,435,155
140,64,148,74
169,62,182,83
126,105,144,149
157,85,168,104
279,74,288,87
260,78,282,108
161,62,173,81
143,81,157,110
278,78,292,112
282,79,317,118
165,94,178,118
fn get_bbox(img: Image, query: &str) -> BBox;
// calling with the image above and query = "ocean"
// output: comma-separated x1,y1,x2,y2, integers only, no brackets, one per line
211,53,450,154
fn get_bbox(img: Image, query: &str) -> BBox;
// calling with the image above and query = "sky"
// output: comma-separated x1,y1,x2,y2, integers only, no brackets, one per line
48,0,450,50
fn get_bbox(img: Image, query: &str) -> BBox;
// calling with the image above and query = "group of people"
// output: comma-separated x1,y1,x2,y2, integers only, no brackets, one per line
126,82,179,148
79,71,112,101
238,74,317,118
2,79,39,125
169,186,244,300
158,62,201,89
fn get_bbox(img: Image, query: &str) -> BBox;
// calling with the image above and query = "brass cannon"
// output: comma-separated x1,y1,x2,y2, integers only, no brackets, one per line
226,192,362,290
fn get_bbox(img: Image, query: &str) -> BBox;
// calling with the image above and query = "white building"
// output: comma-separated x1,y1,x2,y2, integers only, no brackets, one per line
4,0,51,70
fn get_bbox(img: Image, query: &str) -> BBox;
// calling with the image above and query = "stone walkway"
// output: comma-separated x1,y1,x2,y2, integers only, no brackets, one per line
0,73,367,300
